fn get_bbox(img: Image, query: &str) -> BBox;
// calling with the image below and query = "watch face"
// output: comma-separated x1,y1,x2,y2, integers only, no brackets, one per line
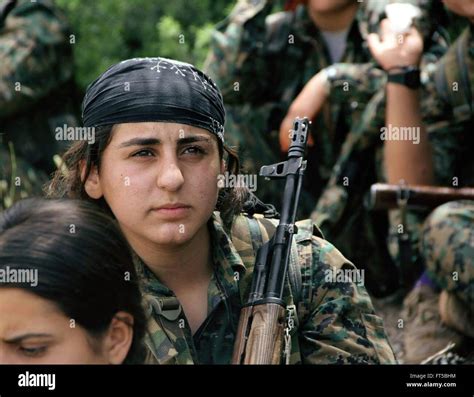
404,71,416,87
406,70,420,88
388,69,421,88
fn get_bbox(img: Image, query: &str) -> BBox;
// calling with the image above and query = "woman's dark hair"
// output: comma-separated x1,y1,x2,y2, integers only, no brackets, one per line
0,198,147,364
46,124,250,227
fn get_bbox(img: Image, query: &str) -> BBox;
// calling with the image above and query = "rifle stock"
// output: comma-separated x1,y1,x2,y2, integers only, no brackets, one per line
232,304,286,364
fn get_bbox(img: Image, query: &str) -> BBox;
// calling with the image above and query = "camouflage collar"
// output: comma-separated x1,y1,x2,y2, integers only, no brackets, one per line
209,212,247,287
133,212,246,298
293,5,319,43
133,252,172,297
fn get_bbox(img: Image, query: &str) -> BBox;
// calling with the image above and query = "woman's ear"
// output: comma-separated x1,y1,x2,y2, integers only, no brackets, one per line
84,164,103,199
220,159,226,175
103,312,134,365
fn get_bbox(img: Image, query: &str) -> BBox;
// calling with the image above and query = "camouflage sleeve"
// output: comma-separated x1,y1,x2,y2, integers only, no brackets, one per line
320,2,450,111
299,236,397,364
420,63,466,186
203,0,275,103
0,0,73,118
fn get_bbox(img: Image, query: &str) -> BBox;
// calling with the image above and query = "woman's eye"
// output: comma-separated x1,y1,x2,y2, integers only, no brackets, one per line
182,146,205,155
19,346,47,357
132,149,154,157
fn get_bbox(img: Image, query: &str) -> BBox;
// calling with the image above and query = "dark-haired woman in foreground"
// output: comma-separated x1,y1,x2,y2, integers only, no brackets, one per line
0,199,146,364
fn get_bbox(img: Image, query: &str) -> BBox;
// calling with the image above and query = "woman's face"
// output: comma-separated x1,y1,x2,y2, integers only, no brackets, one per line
85,122,224,249
0,289,109,364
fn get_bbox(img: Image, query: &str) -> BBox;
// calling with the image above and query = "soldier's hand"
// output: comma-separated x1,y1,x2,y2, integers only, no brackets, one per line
368,19,423,71
279,71,329,152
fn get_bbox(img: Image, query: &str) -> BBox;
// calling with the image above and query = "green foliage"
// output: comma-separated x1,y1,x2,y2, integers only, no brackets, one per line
55,0,234,90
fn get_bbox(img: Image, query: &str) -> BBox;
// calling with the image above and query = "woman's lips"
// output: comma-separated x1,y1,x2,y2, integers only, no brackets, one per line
151,205,191,219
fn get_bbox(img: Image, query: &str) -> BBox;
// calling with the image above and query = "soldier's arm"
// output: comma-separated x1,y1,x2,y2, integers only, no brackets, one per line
0,0,73,118
279,63,384,152
368,19,433,186
299,237,397,364
280,4,450,153
203,0,275,103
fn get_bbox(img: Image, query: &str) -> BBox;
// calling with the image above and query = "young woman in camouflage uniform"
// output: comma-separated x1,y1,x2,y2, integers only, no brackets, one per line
48,57,396,364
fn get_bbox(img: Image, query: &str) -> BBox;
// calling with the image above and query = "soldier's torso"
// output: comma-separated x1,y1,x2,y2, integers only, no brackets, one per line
0,0,79,175
138,214,314,365
427,25,474,187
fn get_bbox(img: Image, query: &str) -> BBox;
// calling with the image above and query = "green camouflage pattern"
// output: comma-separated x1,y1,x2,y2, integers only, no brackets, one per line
137,212,396,364
0,0,78,209
386,25,474,280
421,201,474,307
309,33,450,295
204,0,450,296
419,27,474,308
423,25,474,188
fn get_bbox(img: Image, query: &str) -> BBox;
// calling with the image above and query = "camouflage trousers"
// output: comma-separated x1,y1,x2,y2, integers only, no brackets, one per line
421,200,474,306
0,144,48,210
387,208,430,288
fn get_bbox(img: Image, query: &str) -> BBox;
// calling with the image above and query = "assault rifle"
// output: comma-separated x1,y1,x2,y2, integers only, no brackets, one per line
232,117,309,364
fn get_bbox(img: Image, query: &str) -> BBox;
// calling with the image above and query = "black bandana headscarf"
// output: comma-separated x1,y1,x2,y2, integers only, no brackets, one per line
82,57,225,142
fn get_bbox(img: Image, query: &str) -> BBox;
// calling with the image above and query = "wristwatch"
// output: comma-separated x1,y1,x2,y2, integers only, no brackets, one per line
387,66,421,89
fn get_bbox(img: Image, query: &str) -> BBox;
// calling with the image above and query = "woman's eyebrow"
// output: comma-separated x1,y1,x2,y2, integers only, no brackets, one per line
4,333,54,344
118,135,211,148
177,136,212,145
118,137,161,148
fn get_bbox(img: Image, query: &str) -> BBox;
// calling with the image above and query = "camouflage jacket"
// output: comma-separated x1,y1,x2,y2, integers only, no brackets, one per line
0,0,78,202
136,212,396,365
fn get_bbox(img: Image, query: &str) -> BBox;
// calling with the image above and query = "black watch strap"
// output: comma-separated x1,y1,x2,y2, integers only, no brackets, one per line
387,66,421,89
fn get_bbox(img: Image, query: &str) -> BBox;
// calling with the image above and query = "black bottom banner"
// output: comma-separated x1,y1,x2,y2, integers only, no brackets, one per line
0,364,472,396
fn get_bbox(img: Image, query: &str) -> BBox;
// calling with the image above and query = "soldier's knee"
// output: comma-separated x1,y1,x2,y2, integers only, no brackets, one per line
422,200,474,244
421,200,474,293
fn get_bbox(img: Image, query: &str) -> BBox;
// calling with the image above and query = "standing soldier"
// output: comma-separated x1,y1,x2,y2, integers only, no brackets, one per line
205,0,450,297
0,0,78,209
368,0,474,363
